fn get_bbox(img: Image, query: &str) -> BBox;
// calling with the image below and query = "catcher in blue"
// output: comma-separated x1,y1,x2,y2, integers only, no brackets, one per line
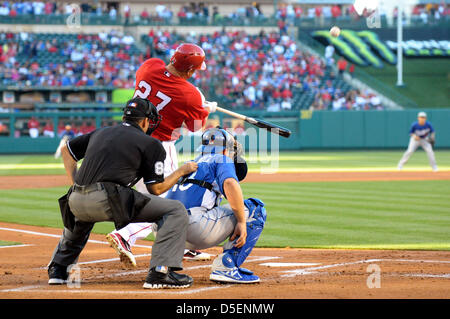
161,127,266,283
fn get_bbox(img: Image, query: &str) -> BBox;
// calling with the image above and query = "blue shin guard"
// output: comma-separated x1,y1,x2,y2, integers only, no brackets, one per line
224,198,267,268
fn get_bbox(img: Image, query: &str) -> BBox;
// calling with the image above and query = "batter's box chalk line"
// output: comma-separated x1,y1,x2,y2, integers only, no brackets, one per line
280,258,450,278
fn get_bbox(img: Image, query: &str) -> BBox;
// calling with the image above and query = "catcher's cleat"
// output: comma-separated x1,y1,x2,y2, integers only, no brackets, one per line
48,262,68,285
106,232,137,268
209,252,260,284
183,249,211,261
143,266,193,289
210,268,260,284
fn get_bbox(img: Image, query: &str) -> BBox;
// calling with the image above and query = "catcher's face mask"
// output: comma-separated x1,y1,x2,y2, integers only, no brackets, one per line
198,126,248,181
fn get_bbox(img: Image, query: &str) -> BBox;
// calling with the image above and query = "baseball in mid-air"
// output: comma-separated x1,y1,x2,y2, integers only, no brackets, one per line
330,26,341,37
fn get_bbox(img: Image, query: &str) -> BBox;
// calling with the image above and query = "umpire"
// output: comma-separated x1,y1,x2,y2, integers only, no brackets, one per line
47,97,197,289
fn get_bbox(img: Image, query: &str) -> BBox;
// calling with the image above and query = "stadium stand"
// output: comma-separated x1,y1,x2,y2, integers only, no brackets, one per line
0,30,142,87
0,26,383,117
1,28,380,115
0,1,447,26
8,1,445,139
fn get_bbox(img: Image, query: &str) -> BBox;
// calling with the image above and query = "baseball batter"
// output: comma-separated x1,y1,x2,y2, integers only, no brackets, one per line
398,111,438,172
106,43,216,266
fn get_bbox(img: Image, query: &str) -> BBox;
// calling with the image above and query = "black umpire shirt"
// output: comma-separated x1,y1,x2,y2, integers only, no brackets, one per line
66,121,166,187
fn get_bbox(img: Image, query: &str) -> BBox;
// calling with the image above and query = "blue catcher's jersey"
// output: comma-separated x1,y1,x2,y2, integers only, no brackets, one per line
166,153,239,210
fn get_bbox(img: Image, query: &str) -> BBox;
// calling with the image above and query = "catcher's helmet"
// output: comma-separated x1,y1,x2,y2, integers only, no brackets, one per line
198,127,248,181
198,127,235,155
170,43,206,72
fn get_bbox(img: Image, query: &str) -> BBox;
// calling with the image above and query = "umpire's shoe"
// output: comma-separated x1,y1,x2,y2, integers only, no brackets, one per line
143,266,193,289
48,262,68,285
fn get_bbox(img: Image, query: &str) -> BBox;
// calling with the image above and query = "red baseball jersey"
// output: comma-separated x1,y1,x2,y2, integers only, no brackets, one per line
133,58,209,141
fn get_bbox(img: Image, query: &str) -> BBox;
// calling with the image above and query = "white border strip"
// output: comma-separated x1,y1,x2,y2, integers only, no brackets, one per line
402,273,450,279
281,258,450,278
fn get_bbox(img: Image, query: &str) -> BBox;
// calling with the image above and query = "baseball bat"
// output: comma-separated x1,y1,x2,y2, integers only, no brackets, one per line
207,103,291,138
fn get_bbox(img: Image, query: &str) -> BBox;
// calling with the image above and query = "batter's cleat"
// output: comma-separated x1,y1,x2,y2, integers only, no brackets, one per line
210,268,260,284
48,262,68,285
183,249,211,261
143,266,193,289
106,232,137,268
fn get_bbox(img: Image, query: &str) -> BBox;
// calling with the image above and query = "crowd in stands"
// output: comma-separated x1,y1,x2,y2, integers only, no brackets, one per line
0,30,142,87
145,28,384,111
311,88,382,111
0,1,447,25
0,26,385,111
146,28,328,110
17,117,97,138
0,1,111,17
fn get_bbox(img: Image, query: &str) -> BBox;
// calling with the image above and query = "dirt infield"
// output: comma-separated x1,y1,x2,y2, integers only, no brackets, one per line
1,170,450,190
1,172,449,298
0,222,449,299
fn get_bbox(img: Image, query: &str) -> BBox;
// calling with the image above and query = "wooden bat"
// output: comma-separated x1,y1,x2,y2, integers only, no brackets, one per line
206,102,291,138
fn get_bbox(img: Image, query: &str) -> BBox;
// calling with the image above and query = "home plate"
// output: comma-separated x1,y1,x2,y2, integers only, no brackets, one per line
260,262,321,267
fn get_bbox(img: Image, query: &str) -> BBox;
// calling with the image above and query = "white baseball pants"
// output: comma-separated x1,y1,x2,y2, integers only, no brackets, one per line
116,140,178,246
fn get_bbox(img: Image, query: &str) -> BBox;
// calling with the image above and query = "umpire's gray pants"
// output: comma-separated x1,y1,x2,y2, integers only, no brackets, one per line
49,187,188,270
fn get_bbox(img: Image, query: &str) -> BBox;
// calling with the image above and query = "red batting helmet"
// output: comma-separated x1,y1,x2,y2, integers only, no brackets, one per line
170,43,206,72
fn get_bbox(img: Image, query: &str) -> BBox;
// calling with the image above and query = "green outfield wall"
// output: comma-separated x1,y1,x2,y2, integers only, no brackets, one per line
0,109,449,153
298,109,450,149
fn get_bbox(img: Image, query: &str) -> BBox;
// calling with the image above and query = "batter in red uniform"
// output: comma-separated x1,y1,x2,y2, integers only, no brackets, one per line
107,44,217,267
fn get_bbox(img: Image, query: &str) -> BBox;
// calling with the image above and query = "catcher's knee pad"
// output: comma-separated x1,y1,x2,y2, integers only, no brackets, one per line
245,197,267,228
224,198,266,267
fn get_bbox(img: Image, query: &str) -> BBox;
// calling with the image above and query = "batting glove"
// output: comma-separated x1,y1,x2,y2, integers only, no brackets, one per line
204,101,217,113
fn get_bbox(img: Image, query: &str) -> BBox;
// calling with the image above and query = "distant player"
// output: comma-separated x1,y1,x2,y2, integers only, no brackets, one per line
398,111,438,172
106,43,217,266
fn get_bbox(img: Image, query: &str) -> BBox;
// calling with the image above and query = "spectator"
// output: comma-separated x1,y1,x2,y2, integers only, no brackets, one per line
0,121,8,136
337,57,348,74
325,44,335,65
141,8,149,22
27,117,40,138
331,5,342,19
348,64,355,77
281,98,292,110
42,120,55,138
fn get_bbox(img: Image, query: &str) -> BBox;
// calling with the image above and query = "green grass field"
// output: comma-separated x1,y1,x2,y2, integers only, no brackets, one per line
0,151,449,250
355,59,450,108
1,150,450,175
0,240,21,246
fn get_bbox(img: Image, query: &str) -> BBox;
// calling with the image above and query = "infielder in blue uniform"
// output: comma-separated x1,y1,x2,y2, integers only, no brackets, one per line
162,127,266,283
398,112,438,172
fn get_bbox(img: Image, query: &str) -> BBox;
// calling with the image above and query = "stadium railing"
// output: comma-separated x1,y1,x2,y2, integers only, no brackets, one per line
1,13,447,28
